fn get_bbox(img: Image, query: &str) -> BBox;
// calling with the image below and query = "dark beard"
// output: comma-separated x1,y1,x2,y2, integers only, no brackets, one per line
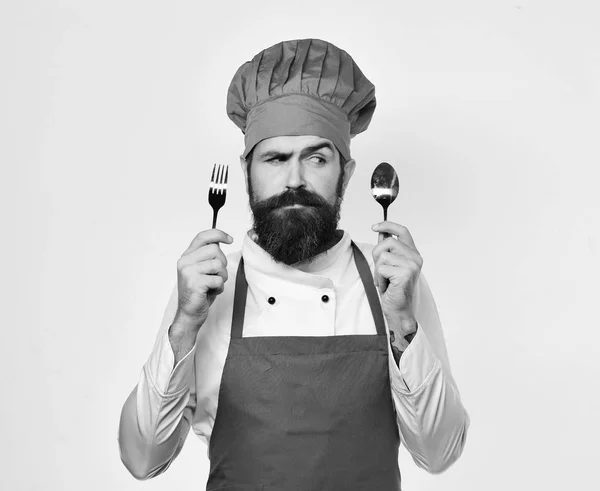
249,180,344,265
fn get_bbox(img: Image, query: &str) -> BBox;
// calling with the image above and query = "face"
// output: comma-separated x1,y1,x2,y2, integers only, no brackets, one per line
240,135,356,265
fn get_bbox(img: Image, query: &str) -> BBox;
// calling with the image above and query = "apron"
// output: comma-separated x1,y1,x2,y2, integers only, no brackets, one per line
206,242,401,491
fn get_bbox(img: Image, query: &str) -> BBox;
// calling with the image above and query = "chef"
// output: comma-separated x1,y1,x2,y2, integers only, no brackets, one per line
118,38,470,490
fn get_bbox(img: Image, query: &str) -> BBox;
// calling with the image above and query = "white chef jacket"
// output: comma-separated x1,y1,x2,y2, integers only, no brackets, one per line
118,230,470,480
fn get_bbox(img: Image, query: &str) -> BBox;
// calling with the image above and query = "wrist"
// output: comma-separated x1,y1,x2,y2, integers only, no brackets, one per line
385,310,417,335
172,310,205,334
168,315,202,368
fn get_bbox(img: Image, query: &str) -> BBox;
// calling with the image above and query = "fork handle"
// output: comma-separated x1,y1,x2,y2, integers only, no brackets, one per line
212,209,218,229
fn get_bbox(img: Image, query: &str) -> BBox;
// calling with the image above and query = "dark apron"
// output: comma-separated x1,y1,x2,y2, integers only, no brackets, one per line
206,242,401,491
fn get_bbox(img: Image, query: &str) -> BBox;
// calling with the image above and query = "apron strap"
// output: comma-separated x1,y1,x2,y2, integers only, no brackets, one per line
230,256,247,340
350,242,387,337
230,241,387,339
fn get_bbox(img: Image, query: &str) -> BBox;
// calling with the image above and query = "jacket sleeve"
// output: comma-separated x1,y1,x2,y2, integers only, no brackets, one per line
117,286,198,480
387,272,470,474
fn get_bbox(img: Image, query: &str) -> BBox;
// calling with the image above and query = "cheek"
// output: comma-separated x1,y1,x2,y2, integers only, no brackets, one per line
249,168,278,201
316,170,343,200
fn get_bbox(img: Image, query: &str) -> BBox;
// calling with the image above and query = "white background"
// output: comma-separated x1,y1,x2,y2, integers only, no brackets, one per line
2,0,599,490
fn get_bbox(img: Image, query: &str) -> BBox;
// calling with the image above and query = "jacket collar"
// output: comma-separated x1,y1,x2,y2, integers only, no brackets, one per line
241,229,353,285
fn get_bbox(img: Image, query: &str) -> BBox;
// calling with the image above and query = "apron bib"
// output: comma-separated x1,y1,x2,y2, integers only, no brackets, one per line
206,242,401,490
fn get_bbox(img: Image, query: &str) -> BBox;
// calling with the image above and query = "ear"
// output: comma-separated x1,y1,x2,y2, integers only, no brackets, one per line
341,158,356,195
239,155,250,195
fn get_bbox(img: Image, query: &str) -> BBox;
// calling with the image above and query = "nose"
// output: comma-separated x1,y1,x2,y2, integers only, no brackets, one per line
285,158,306,190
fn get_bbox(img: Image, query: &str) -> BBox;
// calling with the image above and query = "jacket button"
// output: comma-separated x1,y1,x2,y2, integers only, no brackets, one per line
268,296,276,305
321,295,329,303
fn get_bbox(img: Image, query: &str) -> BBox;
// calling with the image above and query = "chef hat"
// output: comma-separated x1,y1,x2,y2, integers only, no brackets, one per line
226,38,376,162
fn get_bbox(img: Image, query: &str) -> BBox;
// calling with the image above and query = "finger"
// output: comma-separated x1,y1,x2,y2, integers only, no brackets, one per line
373,256,391,294
372,236,416,261
373,237,402,257
377,274,390,295
377,250,410,268
211,284,225,296
373,239,393,294
191,259,229,282
377,263,414,281
377,252,423,276
374,254,408,291
200,274,225,292
178,260,228,292
378,231,391,244
372,222,417,250
183,229,233,255
181,243,228,266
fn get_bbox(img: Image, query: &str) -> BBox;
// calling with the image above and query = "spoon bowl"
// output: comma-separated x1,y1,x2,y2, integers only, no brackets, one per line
371,162,399,221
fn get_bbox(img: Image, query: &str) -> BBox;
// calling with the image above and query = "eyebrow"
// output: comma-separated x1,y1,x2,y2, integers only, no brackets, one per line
259,142,335,160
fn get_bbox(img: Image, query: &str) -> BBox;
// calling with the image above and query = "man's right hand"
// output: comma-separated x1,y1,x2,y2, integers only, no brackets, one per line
173,228,234,332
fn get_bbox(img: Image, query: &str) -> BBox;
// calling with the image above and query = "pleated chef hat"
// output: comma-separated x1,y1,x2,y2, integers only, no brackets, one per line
226,39,376,162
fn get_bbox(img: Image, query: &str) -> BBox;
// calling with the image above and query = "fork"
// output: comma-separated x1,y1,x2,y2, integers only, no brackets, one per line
208,163,228,228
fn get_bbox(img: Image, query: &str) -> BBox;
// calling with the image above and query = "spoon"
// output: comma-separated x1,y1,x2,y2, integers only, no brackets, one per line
371,162,399,238
371,162,399,294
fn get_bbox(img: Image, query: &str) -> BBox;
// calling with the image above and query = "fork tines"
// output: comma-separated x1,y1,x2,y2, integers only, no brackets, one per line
209,163,228,195
209,163,228,228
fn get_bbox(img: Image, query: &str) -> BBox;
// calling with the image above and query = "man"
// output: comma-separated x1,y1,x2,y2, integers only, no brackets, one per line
118,38,469,489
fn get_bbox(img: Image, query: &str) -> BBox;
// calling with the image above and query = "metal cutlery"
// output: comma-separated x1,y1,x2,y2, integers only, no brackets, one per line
208,163,228,228
371,162,399,239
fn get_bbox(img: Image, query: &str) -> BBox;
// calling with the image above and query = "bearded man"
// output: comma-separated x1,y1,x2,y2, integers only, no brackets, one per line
118,38,469,490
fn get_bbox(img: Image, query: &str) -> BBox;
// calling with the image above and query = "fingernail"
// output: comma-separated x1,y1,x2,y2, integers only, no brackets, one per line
227,235,233,242
372,224,379,231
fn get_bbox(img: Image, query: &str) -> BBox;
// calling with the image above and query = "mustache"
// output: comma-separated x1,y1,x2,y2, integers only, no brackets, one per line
253,188,329,210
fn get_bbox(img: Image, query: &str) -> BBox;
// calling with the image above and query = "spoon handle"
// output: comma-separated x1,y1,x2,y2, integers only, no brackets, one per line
381,207,390,239
377,208,391,292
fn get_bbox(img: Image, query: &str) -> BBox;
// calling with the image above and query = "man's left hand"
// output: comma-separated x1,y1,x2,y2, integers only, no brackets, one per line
371,221,422,351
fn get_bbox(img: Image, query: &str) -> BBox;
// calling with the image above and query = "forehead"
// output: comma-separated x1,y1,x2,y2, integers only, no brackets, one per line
254,135,335,155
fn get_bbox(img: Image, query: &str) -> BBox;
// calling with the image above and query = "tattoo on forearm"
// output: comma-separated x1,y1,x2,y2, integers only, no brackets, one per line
389,329,403,365
404,330,417,344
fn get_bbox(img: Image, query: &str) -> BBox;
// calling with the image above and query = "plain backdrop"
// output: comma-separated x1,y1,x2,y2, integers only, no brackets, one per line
2,1,599,490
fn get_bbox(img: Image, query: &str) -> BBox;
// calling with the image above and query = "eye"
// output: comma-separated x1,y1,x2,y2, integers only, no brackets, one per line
308,155,327,164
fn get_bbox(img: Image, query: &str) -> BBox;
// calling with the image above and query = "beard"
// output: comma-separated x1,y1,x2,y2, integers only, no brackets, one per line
249,175,344,265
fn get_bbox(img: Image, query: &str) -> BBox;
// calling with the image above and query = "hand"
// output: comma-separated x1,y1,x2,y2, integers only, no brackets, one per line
371,221,422,348
174,228,234,331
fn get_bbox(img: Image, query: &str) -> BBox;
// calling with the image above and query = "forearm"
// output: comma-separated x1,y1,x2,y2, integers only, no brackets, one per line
168,313,203,366
386,312,418,366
